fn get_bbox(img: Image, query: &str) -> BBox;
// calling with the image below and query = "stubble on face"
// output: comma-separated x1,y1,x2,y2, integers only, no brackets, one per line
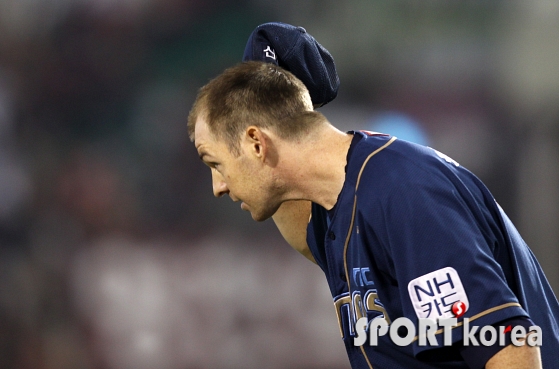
194,117,282,222
234,155,283,222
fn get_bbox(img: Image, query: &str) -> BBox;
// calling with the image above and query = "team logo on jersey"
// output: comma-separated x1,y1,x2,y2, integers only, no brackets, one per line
407,267,469,319
263,46,276,60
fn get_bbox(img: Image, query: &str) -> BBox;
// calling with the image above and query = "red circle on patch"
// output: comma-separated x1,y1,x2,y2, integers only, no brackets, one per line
451,301,467,318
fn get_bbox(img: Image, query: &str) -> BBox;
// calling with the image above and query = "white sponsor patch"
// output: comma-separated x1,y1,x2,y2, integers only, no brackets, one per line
407,267,469,319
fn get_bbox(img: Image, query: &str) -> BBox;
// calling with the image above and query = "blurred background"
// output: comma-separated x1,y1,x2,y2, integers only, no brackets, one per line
0,0,558,368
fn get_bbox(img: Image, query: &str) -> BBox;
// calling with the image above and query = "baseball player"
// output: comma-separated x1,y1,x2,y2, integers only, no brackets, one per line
188,22,559,368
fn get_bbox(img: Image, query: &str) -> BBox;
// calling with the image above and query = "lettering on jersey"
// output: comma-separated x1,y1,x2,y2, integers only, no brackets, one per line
407,267,469,319
353,267,374,287
334,291,389,339
334,269,390,339
263,45,276,60
334,293,353,337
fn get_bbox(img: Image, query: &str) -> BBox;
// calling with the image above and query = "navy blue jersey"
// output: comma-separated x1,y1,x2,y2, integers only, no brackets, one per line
307,131,559,368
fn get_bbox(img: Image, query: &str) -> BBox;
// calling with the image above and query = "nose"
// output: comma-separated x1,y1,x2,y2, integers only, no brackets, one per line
211,168,229,198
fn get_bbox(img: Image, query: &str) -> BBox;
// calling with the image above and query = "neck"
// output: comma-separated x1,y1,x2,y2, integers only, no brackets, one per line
278,124,354,210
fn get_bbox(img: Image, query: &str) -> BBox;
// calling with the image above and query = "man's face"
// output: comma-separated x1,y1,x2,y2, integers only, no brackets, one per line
194,116,281,222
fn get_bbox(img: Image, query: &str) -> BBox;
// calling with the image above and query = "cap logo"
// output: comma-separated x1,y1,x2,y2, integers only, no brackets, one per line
263,46,276,60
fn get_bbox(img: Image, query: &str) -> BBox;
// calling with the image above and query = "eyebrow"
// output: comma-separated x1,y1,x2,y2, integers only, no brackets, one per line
196,143,214,163
198,151,212,162
195,144,206,159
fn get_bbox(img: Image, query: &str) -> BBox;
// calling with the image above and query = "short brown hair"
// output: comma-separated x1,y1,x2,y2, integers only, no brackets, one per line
187,61,324,154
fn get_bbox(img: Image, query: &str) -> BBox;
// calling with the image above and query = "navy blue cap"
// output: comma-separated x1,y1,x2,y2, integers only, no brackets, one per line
242,22,339,107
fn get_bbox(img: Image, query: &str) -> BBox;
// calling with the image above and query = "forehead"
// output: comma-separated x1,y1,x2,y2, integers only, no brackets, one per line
194,116,227,155
194,115,210,145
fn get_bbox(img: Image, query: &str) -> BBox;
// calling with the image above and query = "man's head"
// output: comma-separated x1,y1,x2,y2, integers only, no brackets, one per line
189,61,325,221
188,61,319,156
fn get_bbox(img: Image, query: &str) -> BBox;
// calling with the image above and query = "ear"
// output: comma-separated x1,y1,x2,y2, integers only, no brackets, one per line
244,126,266,158
244,126,278,166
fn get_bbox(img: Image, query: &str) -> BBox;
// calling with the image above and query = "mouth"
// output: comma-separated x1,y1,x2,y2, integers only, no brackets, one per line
229,194,248,211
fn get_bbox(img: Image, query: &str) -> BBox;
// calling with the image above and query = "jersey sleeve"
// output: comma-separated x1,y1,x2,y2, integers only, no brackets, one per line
357,143,529,359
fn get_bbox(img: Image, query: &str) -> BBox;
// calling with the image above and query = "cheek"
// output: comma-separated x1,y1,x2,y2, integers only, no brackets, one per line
222,168,245,191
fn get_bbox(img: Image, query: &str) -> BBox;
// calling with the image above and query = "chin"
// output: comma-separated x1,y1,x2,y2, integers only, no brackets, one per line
250,212,271,222
249,207,276,222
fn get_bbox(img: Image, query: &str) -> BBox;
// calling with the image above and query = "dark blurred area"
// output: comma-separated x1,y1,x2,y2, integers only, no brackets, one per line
0,1,558,368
